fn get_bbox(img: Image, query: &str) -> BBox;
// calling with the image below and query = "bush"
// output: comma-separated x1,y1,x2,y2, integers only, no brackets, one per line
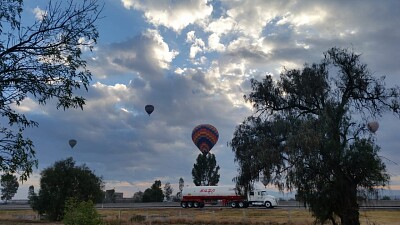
31,157,104,221
63,198,103,225
130,214,146,223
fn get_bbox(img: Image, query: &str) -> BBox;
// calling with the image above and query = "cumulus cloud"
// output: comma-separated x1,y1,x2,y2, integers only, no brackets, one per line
32,6,47,21
87,29,178,80
121,0,213,32
186,31,206,59
208,33,225,52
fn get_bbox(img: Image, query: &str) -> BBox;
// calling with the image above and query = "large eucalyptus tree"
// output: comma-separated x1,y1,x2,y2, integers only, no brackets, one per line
229,47,399,225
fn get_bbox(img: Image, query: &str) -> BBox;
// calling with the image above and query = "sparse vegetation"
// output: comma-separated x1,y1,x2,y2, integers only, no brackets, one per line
0,208,398,225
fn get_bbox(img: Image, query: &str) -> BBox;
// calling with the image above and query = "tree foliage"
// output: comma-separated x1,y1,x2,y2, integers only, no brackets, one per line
163,182,173,201
179,177,184,192
229,48,398,225
29,157,104,221
0,0,102,181
142,180,164,202
0,173,19,203
27,185,35,205
63,198,102,225
176,177,184,198
192,153,220,186
132,191,144,203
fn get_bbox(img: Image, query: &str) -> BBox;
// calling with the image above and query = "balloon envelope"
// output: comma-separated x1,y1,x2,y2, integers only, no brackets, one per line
69,139,77,148
145,105,154,115
367,121,379,133
192,124,219,155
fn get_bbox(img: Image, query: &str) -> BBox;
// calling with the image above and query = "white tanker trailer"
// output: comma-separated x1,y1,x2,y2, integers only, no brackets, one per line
180,186,278,208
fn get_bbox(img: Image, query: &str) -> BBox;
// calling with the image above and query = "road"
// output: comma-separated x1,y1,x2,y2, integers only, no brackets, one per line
2,200,399,210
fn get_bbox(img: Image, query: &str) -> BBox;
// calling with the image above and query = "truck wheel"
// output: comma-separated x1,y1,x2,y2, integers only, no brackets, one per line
230,202,237,208
264,201,272,208
188,202,193,208
181,202,187,208
238,202,245,208
193,202,200,208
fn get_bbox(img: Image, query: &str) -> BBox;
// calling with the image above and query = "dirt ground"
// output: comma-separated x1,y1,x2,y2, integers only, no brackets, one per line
0,208,398,225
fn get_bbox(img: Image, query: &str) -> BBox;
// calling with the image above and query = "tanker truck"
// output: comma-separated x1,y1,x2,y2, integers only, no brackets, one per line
180,186,278,208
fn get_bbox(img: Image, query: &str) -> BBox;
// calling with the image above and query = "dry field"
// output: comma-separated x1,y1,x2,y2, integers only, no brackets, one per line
0,208,398,225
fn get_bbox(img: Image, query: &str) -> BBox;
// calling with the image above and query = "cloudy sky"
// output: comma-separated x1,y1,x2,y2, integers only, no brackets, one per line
13,0,400,199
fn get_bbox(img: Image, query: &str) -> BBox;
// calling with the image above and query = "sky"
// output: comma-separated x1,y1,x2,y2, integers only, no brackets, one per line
10,0,400,199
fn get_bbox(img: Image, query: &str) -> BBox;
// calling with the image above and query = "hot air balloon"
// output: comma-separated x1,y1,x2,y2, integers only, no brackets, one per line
367,121,379,133
192,124,219,155
145,105,154,116
69,139,77,148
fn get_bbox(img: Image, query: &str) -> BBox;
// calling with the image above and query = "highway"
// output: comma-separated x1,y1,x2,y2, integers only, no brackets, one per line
1,200,399,210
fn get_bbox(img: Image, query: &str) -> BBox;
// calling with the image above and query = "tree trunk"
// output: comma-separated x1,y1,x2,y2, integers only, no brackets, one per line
339,180,360,225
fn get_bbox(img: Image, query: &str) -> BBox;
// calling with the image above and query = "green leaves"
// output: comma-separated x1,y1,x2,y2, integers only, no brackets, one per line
63,198,102,225
32,157,104,221
192,153,220,186
0,0,102,181
230,47,397,225
0,173,19,202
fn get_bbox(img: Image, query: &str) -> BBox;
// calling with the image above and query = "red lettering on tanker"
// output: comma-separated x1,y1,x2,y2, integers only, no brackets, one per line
200,188,215,193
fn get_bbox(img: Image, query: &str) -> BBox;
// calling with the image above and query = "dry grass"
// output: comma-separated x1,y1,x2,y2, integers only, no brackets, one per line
0,208,398,225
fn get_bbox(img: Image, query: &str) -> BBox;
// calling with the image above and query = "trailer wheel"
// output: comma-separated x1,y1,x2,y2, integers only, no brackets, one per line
230,201,237,208
200,202,205,208
264,201,272,208
181,202,187,208
188,202,193,208
193,202,200,208
238,202,245,208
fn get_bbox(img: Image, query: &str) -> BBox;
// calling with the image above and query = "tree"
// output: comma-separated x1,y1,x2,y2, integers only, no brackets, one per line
179,177,184,191
192,153,220,186
176,177,184,198
30,157,104,221
163,182,173,201
132,191,144,203
0,174,19,203
27,185,35,205
142,180,164,202
229,47,397,225
0,0,102,181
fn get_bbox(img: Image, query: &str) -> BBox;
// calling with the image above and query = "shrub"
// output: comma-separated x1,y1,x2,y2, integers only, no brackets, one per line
130,214,146,223
63,198,103,225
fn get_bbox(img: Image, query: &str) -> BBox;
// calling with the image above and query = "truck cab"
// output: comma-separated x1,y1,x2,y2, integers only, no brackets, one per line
247,189,278,208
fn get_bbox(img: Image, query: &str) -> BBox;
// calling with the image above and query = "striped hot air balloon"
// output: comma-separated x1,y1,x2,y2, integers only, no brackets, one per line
192,124,219,155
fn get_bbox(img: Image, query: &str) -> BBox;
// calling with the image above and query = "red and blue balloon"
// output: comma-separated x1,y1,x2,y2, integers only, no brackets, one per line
192,124,219,155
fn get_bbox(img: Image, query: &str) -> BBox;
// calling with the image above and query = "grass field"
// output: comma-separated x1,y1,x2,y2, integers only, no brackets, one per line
0,208,398,225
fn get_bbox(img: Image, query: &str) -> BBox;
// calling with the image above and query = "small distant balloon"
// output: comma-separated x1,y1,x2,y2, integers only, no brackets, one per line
192,124,219,155
69,139,77,148
145,105,154,116
367,121,379,133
